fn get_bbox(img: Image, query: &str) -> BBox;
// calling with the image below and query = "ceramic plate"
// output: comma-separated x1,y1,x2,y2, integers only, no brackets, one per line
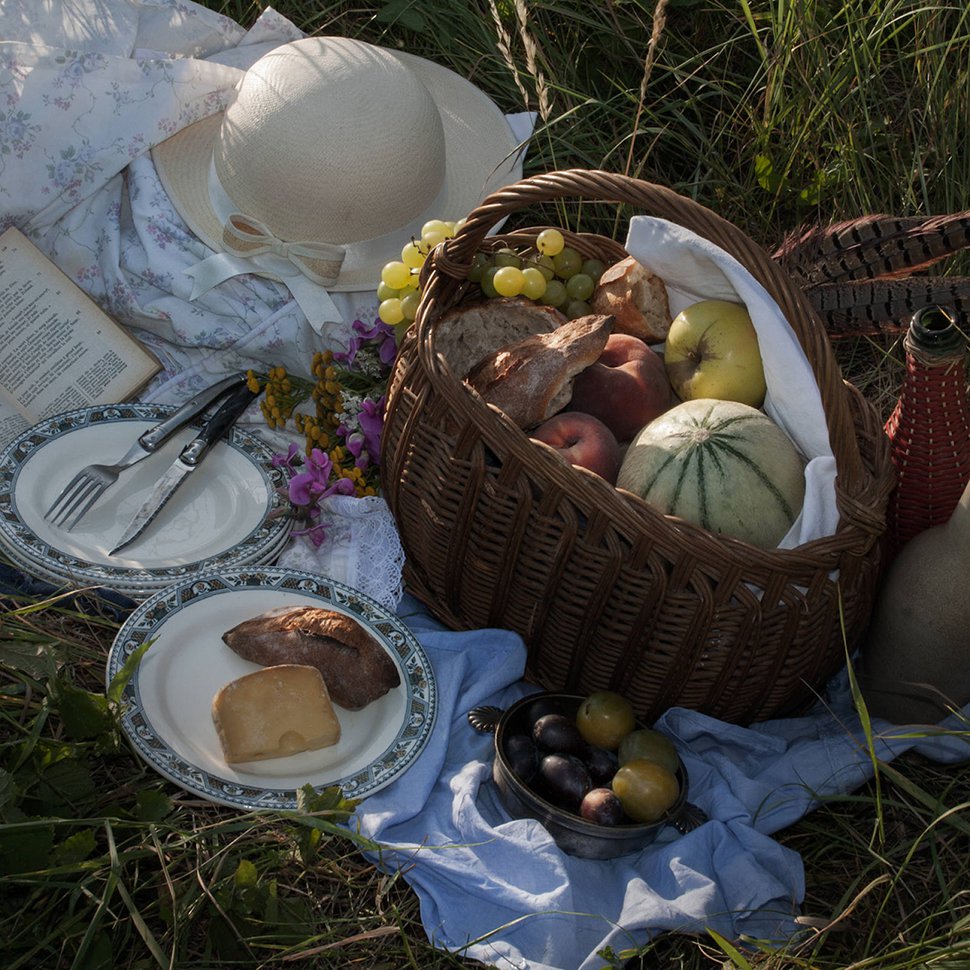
106,568,437,810
0,517,292,602
0,403,292,597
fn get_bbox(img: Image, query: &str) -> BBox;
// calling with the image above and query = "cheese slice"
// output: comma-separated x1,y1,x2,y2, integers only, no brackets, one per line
212,664,341,764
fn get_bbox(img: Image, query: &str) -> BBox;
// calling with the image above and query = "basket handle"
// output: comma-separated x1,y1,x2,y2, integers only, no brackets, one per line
422,168,867,491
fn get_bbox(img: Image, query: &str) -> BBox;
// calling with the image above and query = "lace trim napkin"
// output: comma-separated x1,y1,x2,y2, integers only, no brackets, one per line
277,494,405,610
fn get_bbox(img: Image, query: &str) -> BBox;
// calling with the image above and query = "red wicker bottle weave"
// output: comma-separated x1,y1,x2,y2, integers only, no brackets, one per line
884,305,970,555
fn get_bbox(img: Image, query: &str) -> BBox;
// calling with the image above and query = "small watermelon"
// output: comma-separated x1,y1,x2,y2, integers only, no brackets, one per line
616,399,806,548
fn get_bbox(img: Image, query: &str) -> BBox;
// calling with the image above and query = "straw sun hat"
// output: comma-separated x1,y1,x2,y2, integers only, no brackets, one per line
152,35,525,307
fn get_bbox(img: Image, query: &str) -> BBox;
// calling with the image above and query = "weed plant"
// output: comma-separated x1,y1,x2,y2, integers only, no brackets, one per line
3,1,970,968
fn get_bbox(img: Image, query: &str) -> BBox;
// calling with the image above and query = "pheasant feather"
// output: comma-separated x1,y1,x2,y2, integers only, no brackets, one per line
806,277,970,337
772,212,970,337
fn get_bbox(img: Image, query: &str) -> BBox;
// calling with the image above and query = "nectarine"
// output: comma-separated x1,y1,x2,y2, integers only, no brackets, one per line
531,411,622,484
567,334,674,442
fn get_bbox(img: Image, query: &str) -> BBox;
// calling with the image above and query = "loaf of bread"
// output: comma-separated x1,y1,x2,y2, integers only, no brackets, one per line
591,256,671,342
465,313,613,429
211,664,341,764
434,298,568,377
221,606,401,711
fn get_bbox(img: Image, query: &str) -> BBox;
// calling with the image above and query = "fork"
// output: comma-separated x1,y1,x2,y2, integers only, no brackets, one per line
43,373,249,530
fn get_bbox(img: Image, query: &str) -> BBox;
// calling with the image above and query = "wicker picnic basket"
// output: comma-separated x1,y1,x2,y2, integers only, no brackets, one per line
380,169,896,724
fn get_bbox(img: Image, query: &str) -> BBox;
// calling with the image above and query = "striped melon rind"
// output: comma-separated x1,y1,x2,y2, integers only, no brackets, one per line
616,398,806,548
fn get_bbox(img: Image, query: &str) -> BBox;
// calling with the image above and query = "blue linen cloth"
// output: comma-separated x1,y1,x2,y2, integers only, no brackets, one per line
352,594,970,970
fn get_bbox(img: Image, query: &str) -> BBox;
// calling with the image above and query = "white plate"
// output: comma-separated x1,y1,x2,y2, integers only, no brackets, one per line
0,517,291,601
106,568,437,810
0,404,292,596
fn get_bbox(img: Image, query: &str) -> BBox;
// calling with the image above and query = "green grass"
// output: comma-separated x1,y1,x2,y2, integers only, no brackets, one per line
3,581,968,968
3,1,970,967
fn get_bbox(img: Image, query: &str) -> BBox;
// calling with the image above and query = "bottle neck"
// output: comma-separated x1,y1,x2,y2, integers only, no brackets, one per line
907,305,966,358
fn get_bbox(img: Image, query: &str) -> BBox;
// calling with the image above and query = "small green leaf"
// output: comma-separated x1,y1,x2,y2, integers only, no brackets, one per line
706,928,755,970
234,857,259,889
134,788,172,822
0,636,63,679
798,168,828,205
376,0,427,33
106,638,155,706
55,680,113,740
263,877,279,923
51,827,97,865
295,783,358,818
31,755,96,816
754,153,784,193
0,818,54,875
299,824,322,863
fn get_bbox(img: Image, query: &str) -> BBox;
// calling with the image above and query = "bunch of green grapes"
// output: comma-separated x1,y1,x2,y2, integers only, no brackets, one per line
377,218,465,326
474,229,606,320
377,225,606,327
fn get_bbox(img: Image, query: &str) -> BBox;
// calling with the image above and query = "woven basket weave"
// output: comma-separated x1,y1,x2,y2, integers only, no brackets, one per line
381,170,896,724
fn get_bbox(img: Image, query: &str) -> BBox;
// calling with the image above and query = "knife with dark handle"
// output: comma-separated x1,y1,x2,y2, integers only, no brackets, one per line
43,372,251,529
136,373,252,454
107,382,261,556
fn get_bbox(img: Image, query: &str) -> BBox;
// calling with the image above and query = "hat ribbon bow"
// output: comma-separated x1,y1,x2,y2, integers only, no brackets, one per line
221,215,345,285
184,214,347,338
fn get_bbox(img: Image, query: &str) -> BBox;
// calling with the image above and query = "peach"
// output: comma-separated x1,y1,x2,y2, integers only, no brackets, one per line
567,333,674,442
531,411,622,484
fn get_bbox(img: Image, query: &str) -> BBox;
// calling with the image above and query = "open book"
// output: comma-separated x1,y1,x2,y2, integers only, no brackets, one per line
0,227,160,450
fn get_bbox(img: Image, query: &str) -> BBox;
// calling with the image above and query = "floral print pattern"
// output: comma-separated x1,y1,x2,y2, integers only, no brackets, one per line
0,0,367,407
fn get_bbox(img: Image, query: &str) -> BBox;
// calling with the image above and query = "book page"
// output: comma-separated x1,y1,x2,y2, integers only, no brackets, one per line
0,387,30,448
0,227,160,449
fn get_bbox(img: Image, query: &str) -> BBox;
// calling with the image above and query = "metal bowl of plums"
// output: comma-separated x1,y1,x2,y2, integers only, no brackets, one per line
468,691,707,859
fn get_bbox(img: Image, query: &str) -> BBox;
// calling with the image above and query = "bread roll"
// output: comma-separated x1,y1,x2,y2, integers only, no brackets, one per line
591,256,671,342
212,665,341,764
221,606,401,711
465,313,613,429
434,298,568,377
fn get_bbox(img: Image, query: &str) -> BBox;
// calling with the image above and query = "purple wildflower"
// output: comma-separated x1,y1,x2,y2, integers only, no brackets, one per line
334,318,398,368
271,442,303,472
288,448,355,507
282,447,357,548
344,431,365,461
358,395,385,464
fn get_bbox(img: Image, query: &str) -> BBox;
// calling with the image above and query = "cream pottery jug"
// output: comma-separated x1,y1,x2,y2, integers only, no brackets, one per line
860,475,970,724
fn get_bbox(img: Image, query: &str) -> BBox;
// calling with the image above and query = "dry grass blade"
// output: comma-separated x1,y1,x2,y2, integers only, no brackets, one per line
485,0,532,116
512,0,552,123
622,0,669,179
279,923,400,959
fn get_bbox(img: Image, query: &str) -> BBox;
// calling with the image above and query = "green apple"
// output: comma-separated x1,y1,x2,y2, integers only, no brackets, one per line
663,299,767,407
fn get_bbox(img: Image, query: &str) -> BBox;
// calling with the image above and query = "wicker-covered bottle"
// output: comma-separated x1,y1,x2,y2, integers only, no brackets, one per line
884,305,970,554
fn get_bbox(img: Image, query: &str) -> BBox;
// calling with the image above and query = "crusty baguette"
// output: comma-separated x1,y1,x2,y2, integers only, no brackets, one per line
221,606,401,711
465,313,613,429
591,256,671,342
